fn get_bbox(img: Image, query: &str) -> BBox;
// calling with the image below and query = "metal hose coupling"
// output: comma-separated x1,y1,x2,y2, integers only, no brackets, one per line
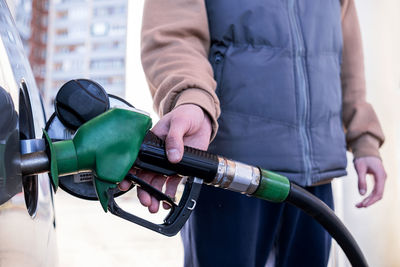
208,157,260,195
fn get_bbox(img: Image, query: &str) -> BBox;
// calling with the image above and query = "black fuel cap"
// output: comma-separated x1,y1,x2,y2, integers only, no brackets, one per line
55,79,110,130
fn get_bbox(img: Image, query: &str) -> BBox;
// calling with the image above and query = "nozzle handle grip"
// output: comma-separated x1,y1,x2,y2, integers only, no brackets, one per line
135,131,219,183
108,175,203,237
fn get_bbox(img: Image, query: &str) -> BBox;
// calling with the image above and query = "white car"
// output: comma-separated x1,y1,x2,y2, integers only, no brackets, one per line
0,1,57,266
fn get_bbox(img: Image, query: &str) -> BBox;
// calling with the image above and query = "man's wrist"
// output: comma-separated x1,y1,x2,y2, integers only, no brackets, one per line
351,134,381,159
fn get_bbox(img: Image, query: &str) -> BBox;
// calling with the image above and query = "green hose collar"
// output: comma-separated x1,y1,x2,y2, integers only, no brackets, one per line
253,169,290,202
53,140,78,176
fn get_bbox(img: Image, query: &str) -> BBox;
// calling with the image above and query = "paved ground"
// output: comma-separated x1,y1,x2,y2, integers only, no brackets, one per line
55,189,183,267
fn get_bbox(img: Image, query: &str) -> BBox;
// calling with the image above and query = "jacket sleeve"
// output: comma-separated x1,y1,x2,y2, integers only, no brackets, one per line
141,0,220,139
341,0,385,159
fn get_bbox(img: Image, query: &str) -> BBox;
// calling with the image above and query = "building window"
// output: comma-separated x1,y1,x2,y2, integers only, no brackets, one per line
54,62,63,71
55,26,87,38
56,10,68,20
65,59,85,71
41,49,46,60
93,6,125,17
109,23,126,36
55,44,85,54
41,33,47,43
91,22,109,37
53,59,85,72
33,49,46,60
90,75,124,86
92,40,123,51
69,8,88,20
41,16,48,26
90,58,124,70
56,28,68,37
70,25,87,38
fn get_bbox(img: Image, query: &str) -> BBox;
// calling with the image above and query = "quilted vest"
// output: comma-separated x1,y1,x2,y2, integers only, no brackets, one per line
206,0,347,186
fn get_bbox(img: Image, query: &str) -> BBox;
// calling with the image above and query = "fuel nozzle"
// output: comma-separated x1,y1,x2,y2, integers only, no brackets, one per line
44,107,152,210
20,107,152,208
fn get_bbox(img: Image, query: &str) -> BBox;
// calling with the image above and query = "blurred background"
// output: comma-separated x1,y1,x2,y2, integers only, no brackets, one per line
4,0,400,266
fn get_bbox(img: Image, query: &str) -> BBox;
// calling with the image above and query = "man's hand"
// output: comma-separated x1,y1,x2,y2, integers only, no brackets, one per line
119,104,212,213
354,156,387,208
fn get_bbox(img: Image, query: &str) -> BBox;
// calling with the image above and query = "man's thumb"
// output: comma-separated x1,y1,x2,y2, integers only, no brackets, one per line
166,146,182,163
165,119,187,163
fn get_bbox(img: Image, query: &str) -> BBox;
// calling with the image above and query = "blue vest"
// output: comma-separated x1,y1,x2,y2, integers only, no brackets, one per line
206,0,347,186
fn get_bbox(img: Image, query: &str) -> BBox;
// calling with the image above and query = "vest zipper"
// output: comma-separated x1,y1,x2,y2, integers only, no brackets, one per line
213,51,225,96
288,0,312,183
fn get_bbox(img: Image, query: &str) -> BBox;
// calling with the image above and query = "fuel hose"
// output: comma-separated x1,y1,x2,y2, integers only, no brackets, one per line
248,169,368,267
285,183,368,267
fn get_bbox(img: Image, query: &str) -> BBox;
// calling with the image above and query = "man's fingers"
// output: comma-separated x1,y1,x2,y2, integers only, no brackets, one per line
356,167,387,208
163,176,182,209
165,176,181,198
364,172,386,208
151,117,170,139
136,172,155,207
118,179,132,191
357,193,381,208
118,169,139,191
355,160,367,195
165,117,189,163
148,175,167,213
137,187,152,207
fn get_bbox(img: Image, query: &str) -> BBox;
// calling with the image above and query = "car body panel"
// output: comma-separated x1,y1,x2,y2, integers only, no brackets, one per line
0,1,57,266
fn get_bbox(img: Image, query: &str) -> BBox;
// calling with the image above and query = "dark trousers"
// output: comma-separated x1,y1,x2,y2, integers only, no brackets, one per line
181,183,333,267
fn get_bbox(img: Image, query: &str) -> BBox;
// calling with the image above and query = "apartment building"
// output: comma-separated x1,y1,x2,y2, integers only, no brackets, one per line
45,0,128,111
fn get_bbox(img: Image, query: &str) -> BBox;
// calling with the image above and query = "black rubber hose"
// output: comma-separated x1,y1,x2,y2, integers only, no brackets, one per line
286,183,368,267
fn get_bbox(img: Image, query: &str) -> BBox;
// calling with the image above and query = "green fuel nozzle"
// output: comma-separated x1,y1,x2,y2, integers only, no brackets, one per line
43,107,152,211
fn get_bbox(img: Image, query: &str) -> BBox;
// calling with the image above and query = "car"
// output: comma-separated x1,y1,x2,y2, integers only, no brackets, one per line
0,1,57,266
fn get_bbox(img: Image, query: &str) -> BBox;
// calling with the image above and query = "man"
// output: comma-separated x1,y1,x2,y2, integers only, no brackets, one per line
121,0,386,266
